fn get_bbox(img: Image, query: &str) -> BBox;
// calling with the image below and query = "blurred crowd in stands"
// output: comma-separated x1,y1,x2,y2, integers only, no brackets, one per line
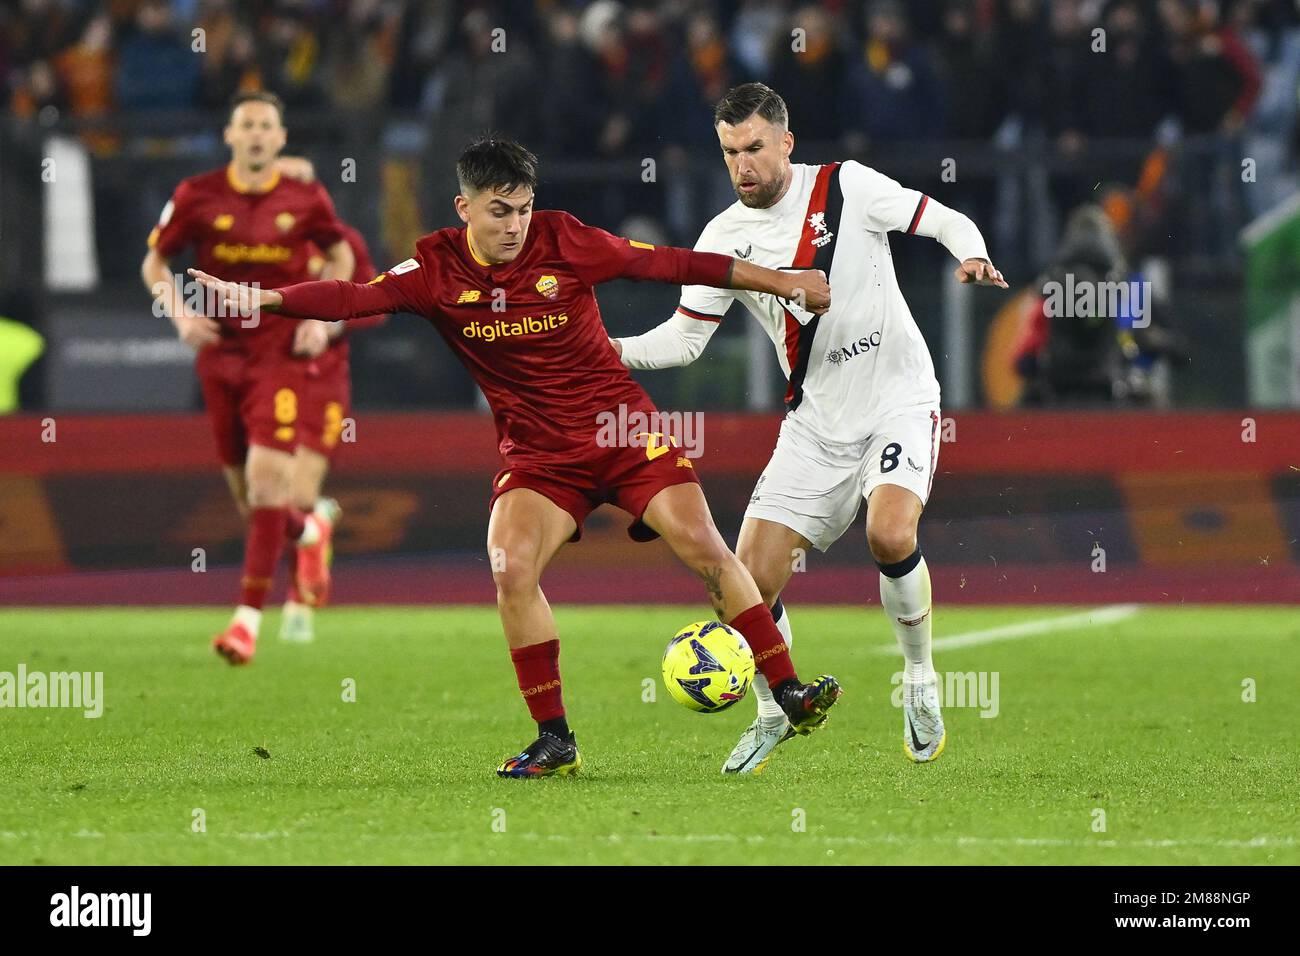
6,1,1300,255
7,1,1300,241
5,0,1296,154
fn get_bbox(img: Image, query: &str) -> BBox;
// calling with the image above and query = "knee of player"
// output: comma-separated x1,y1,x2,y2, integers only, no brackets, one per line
488,545,541,597
867,522,916,564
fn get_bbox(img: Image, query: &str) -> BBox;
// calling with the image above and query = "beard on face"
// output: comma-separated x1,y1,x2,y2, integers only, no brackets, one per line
734,168,786,208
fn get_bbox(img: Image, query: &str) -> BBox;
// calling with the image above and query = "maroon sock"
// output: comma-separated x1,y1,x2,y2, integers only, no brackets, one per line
729,602,797,688
509,640,565,723
240,507,288,609
285,507,307,542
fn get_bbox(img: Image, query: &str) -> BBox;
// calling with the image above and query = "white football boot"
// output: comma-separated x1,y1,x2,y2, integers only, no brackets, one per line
278,600,315,643
722,714,795,775
903,675,946,763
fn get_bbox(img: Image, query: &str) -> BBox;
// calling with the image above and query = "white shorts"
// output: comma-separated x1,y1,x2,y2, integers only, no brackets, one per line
743,406,941,552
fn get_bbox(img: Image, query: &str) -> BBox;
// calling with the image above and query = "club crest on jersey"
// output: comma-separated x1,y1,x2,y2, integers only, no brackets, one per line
808,211,834,248
212,213,234,231
535,274,559,299
275,212,295,232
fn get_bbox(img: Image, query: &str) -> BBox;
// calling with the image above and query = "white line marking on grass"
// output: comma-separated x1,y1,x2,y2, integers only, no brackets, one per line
509,832,1295,850
870,604,1141,655
2,829,1290,852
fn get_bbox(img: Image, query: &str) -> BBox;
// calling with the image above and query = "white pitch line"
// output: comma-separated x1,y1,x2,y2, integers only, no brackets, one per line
489,832,1297,851
2,830,1289,851
869,604,1141,655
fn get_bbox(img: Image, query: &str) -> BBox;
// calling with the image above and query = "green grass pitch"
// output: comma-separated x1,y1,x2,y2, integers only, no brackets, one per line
1,605,1296,865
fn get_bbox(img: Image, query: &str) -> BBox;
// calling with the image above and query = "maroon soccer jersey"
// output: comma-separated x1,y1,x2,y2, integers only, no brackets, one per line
149,164,346,361
273,210,732,464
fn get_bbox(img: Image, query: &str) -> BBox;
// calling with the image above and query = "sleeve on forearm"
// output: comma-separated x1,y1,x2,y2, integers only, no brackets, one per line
618,310,721,369
274,279,408,320
558,212,734,288
912,197,990,264
621,247,733,288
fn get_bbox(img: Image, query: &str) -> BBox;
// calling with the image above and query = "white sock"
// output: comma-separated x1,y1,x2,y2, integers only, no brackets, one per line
298,514,321,547
879,553,934,690
233,604,262,636
282,600,312,617
753,599,793,720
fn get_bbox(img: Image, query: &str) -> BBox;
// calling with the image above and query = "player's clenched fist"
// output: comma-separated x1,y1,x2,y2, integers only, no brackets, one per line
786,268,831,314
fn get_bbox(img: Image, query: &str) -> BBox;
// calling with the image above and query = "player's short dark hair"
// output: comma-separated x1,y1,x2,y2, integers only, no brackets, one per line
456,137,539,196
714,83,788,131
229,90,285,123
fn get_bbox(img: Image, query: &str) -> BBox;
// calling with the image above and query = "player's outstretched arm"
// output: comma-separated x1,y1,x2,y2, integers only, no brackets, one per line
726,260,832,314
187,268,419,323
845,161,1008,289
563,212,831,314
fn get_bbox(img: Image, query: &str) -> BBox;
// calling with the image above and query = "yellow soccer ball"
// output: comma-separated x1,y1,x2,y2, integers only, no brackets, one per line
661,620,755,713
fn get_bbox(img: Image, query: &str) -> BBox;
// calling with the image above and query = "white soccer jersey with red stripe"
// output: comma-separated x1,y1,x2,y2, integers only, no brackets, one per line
675,160,972,445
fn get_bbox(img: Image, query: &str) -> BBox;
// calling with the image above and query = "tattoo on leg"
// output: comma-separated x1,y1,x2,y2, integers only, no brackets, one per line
698,565,725,617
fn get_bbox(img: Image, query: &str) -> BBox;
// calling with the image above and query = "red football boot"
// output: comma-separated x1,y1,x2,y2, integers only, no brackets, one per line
213,621,256,665
295,499,340,607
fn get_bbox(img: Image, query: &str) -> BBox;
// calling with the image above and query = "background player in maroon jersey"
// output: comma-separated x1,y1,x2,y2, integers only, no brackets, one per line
189,138,842,776
276,156,391,643
141,93,355,665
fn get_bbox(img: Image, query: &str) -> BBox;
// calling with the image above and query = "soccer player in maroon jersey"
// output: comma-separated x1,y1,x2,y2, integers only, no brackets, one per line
141,92,356,665
189,138,843,776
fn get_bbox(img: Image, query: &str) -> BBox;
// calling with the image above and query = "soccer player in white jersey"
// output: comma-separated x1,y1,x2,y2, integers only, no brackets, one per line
613,83,1008,773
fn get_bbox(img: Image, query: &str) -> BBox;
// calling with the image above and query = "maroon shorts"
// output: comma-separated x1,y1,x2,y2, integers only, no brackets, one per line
197,348,306,467
488,437,702,542
296,354,351,459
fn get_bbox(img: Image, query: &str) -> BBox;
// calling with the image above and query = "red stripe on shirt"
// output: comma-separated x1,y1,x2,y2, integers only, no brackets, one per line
676,305,724,323
927,409,939,499
907,195,929,235
782,307,801,404
793,163,839,268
